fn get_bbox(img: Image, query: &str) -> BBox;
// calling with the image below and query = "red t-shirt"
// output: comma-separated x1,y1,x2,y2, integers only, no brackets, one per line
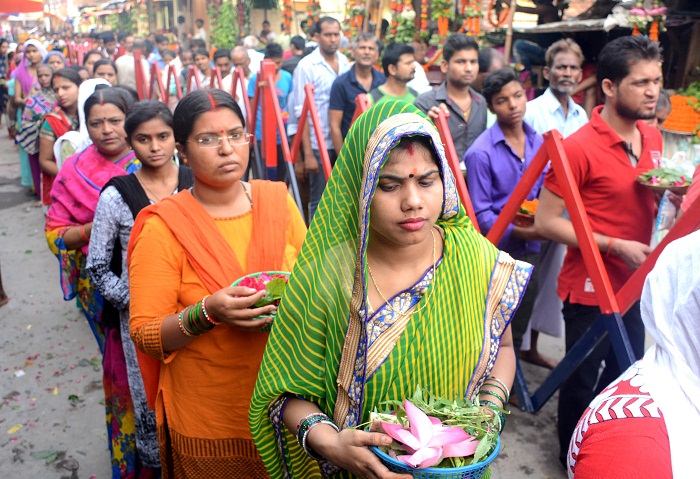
568,366,672,479
543,106,661,306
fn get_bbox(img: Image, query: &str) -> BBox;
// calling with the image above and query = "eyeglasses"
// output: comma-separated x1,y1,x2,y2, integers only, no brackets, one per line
190,132,252,148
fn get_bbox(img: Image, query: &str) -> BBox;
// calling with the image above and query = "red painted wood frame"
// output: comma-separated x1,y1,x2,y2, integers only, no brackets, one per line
486,130,621,313
485,130,700,314
249,60,295,170
248,60,302,210
434,110,480,231
288,84,333,180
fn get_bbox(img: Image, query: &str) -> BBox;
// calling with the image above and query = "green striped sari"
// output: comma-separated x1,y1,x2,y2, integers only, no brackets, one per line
249,100,532,478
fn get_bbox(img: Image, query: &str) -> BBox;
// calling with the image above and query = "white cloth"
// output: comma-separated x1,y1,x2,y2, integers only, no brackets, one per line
24,39,47,60
115,53,150,91
291,47,350,150
636,229,700,478
524,88,588,138
520,88,588,350
221,73,249,126
193,27,207,42
247,49,265,76
53,78,111,166
407,61,431,95
520,242,566,351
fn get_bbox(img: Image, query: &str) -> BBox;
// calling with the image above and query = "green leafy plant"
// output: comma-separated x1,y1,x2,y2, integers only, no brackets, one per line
209,0,239,49
386,8,417,44
638,167,690,187
106,8,136,35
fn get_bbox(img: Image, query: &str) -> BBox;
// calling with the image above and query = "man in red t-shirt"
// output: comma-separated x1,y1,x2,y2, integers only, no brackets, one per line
534,35,663,466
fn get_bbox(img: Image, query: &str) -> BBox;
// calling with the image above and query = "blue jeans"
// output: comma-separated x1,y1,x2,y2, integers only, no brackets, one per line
307,149,334,223
557,300,645,464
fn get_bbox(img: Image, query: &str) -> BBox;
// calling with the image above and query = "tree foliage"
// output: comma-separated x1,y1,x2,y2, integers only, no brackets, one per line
209,0,239,49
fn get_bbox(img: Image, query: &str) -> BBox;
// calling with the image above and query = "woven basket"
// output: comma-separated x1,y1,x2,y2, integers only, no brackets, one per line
370,437,501,479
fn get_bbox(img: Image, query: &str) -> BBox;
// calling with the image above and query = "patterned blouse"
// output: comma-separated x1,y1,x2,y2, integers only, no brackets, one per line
86,185,136,310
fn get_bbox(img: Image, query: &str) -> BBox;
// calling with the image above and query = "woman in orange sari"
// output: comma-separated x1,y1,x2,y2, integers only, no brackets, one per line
128,89,306,478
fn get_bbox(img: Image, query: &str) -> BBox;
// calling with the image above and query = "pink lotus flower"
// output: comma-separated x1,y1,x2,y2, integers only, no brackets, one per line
238,276,266,291
380,400,479,469
647,7,667,15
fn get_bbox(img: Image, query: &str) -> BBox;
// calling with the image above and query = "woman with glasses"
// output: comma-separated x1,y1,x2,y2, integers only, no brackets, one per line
128,89,306,477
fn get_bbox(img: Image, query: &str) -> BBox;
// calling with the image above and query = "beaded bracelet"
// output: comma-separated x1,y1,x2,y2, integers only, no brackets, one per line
484,377,510,401
178,309,194,337
479,399,506,432
297,413,339,460
201,295,221,326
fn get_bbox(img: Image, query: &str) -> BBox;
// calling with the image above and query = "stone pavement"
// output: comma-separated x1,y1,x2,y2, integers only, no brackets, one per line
0,132,565,478
0,134,111,478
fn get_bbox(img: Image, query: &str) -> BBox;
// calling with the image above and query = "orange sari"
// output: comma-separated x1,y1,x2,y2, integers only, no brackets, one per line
128,181,306,478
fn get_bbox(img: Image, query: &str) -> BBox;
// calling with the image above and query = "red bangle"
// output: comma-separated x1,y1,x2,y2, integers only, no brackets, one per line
79,224,89,242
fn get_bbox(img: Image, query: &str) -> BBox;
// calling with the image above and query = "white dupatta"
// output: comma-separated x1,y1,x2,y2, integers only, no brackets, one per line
638,229,700,478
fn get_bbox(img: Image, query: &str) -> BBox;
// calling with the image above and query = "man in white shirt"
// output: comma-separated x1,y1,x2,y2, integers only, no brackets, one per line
408,60,431,95
292,16,350,221
193,19,207,43
114,38,150,91
524,38,588,137
221,47,249,126
521,38,589,368
243,36,265,76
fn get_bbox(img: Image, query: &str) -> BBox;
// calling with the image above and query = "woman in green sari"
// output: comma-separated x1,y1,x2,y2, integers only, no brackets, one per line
250,100,532,478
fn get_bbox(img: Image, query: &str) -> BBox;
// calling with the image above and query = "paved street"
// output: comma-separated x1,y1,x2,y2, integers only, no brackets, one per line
0,132,565,478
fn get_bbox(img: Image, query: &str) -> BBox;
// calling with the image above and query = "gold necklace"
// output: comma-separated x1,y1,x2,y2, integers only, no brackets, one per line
137,169,177,202
241,182,253,207
191,181,253,208
366,228,437,316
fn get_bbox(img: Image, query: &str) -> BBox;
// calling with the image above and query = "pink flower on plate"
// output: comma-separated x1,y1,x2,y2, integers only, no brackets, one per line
380,400,479,469
238,276,265,291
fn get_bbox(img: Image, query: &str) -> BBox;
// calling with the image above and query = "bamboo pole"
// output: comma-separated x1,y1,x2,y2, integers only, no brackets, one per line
363,0,372,32
503,1,518,64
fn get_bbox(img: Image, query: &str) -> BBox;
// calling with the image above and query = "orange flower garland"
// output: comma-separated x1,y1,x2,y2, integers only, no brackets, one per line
282,0,293,34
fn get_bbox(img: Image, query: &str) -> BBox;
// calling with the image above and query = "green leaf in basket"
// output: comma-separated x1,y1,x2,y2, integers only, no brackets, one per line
266,278,287,300
472,430,497,464
253,295,272,308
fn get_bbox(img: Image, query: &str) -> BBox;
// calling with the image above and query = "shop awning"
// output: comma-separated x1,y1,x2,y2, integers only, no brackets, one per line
0,0,43,14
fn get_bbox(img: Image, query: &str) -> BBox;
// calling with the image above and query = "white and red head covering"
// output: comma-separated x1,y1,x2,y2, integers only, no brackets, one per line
639,229,700,478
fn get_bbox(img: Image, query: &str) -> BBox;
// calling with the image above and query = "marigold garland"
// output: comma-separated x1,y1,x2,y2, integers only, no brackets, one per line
282,0,293,34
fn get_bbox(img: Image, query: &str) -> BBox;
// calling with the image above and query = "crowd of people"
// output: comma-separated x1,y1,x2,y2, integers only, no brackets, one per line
0,15,699,479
